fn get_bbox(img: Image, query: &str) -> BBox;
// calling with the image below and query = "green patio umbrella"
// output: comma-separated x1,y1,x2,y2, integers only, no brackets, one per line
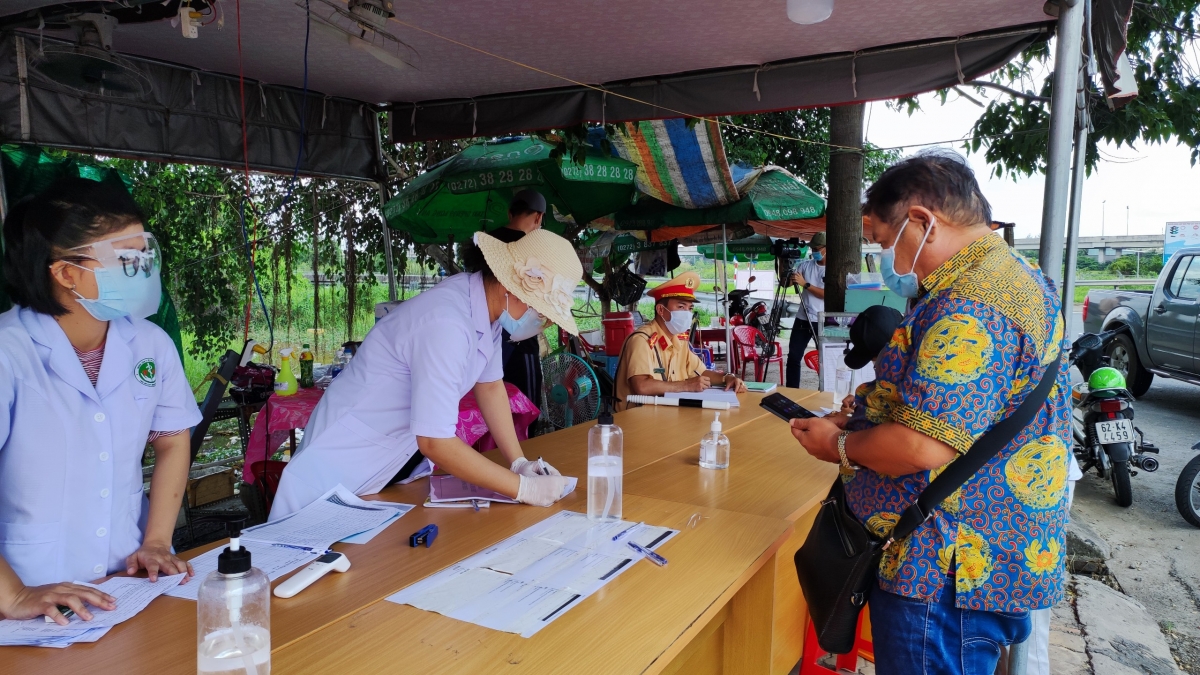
384,137,638,244
612,168,825,231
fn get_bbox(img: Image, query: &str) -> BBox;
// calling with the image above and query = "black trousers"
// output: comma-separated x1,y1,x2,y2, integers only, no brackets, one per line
785,316,816,388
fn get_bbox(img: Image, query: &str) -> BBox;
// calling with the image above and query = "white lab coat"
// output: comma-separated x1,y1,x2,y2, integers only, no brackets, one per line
270,272,503,520
0,306,201,587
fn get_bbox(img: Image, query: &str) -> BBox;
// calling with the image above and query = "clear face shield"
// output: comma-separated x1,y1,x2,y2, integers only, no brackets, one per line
62,232,163,320
69,232,162,278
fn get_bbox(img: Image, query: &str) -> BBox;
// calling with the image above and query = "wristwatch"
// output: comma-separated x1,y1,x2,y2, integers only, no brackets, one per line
837,431,857,473
803,282,812,289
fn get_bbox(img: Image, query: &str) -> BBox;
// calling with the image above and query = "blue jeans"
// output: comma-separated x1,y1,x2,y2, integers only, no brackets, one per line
869,579,1031,675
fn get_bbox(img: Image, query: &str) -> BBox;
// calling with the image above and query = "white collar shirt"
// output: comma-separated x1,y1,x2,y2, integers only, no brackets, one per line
270,272,502,519
0,306,201,586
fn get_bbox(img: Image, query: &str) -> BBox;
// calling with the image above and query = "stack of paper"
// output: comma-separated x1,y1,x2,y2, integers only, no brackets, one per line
389,511,677,637
0,573,185,648
167,485,413,602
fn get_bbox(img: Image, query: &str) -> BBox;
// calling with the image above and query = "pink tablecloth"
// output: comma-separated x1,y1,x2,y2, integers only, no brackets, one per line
242,383,540,482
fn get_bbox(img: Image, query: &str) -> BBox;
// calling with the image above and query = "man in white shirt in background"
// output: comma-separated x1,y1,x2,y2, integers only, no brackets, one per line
784,232,826,388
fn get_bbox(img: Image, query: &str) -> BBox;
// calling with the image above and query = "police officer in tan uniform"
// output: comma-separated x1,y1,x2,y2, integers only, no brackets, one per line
613,271,746,410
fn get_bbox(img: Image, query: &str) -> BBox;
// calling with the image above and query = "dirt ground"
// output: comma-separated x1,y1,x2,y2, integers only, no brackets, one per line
1068,374,1200,674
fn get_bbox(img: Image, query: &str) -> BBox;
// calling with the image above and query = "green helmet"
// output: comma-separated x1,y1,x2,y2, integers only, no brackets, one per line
1088,366,1126,393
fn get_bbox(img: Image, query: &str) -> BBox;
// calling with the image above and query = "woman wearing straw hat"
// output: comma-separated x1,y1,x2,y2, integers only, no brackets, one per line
270,229,581,519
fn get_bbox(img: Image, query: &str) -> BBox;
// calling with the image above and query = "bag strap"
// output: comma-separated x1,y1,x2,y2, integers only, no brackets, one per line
886,351,1063,547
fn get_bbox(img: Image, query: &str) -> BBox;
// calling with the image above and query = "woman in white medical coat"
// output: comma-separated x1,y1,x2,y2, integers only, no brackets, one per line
270,229,582,519
0,178,201,625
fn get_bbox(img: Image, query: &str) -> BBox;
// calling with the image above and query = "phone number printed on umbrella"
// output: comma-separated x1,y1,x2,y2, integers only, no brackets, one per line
448,168,540,193
560,162,636,183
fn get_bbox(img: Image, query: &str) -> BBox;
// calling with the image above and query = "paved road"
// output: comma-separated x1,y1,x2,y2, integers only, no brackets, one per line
1068,352,1200,671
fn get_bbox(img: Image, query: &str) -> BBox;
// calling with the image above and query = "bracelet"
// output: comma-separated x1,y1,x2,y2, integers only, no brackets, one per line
837,431,857,473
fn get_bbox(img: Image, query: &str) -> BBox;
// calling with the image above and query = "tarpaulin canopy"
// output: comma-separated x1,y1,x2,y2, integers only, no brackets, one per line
602,119,738,209
613,167,825,231
383,136,636,244
0,1,1054,178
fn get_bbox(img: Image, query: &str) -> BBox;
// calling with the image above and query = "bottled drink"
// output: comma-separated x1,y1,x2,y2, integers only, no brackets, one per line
587,405,623,522
834,366,853,402
699,412,730,470
197,534,270,674
299,343,314,388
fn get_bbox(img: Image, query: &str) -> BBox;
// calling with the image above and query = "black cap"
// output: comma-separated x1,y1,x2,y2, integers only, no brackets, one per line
844,305,904,370
510,189,546,214
217,543,252,574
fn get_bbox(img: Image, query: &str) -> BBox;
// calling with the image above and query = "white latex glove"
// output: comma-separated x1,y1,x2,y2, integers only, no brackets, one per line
510,457,561,477
516,474,575,507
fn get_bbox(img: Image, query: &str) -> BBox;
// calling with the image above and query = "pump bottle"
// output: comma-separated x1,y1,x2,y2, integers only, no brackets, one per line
587,401,623,522
699,412,730,469
274,348,298,396
197,531,271,674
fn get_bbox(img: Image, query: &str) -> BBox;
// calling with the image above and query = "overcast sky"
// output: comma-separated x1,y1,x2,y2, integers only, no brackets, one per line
865,93,1200,241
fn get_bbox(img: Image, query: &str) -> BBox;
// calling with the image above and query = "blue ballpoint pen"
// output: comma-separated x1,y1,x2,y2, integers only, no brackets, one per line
611,521,643,541
627,541,668,567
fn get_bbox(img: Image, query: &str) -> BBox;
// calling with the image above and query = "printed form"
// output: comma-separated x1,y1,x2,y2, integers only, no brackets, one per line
388,511,678,637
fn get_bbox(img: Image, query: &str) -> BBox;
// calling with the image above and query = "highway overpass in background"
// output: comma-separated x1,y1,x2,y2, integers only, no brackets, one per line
1012,234,1164,263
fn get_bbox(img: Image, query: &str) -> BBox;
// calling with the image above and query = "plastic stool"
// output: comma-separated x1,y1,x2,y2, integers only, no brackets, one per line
803,349,820,371
798,613,874,675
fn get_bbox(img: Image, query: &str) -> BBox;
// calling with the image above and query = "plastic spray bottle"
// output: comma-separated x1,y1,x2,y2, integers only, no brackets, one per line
299,344,314,388
197,528,271,674
699,412,730,470
587,399,623,522
274,348,298,396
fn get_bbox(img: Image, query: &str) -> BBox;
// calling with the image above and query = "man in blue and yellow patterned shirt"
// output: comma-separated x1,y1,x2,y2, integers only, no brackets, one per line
791,153,1069,675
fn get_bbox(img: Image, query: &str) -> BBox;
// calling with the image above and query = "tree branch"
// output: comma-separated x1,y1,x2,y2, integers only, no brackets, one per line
966,80,1050,103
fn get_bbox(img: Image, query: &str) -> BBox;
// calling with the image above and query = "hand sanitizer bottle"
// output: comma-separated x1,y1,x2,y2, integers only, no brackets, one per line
198,530,271,674
587,401,623,522
699,412,730,470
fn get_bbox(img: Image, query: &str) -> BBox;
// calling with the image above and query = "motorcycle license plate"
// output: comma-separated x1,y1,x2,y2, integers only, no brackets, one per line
1094,419,1135,444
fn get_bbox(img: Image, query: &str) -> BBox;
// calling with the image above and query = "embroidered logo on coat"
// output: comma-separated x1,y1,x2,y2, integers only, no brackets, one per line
136,358,156,387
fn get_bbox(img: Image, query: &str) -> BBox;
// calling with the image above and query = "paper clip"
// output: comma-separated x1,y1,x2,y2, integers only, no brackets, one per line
409,524,438,548
687,513,702,529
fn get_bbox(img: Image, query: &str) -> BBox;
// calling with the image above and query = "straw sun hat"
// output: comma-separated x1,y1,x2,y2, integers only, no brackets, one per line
475,229,582,335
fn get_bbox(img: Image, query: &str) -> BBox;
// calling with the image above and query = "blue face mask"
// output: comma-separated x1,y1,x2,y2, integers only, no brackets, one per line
69,262,163,321
498,296,546,342
879,217,934,299
812,250,824,262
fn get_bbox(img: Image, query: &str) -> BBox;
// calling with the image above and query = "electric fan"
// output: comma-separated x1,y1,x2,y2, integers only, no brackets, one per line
541,353,600,429
304,0,416,71
28,14,151,99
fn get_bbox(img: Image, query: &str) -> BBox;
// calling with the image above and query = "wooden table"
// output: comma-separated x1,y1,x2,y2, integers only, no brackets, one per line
623,411,841,675
7,388,832,674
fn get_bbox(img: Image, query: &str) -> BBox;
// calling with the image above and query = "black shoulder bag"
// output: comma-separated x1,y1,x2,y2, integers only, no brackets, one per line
795,353,1062,654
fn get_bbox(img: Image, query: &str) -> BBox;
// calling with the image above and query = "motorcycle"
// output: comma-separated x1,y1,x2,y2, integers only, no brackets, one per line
1176,443,1200,528
1070,330,1159,507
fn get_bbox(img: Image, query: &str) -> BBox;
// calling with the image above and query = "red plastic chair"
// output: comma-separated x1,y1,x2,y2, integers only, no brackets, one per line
803,349,820,371
731,325,783,382
797,612,874,675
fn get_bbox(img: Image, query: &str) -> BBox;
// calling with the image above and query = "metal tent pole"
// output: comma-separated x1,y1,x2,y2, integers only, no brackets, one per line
372,111,398,302
1038,0,1086,283
723,223,732,369
1062,96,1088,322
378,183,398,302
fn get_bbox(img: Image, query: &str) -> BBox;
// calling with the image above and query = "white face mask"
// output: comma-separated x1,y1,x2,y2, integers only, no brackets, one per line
660,308,693,335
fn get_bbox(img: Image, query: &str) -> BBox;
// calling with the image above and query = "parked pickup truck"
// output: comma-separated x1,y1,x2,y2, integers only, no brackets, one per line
1084,247,1200,396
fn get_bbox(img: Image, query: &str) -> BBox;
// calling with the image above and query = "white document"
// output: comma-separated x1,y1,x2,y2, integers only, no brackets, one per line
664,389,741,407
240,484,411,551
165,543,320,601
340,501,415,544
0,573,184,647
388,511,678,638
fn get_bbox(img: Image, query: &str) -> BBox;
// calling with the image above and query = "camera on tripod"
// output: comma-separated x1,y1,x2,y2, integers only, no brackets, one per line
769,238,808,263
